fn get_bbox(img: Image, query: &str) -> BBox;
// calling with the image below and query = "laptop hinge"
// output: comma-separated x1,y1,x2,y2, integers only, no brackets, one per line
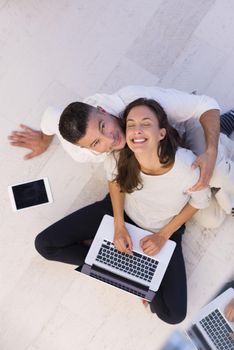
91,264,149,291
187,325,212,350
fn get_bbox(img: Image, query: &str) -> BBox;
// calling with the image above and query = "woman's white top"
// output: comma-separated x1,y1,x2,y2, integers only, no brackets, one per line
104,148,211,232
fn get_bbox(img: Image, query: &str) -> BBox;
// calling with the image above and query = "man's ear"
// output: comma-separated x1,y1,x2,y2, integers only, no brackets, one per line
97,105,106,113
159,128,166,140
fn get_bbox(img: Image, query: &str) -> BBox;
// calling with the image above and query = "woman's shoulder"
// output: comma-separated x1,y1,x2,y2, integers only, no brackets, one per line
174,148,200,184
175,147,197,169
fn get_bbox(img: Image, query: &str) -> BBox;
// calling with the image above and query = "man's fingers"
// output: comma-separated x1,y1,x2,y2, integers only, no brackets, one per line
20,124,40,137
9,141,28,148
24,151,37,160
189,181,204,192
8,133,23,140
20,124,35,133
191,160,199,170
8,135,18,141
189,178,209,191
9,132,33,141
189,169,209,191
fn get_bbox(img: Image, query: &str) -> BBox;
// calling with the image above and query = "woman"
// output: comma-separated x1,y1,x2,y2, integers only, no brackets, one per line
104,98,213,324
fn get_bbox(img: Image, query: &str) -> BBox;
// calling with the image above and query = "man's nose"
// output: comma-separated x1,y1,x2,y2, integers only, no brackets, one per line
103,130,114,140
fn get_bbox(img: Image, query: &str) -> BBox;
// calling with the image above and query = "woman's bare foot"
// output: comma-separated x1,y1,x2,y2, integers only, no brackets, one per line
142,299,149,307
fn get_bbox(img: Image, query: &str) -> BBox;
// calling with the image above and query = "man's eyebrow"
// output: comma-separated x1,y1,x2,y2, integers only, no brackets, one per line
89,120,102,148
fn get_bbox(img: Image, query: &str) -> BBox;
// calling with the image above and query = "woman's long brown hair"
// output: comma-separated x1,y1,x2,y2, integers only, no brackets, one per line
114,98,184,193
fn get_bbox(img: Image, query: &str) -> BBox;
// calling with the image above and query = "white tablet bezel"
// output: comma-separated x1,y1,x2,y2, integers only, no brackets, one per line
8,177,53,212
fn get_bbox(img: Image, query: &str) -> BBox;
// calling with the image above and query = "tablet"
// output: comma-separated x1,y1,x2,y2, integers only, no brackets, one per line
8,177,53,211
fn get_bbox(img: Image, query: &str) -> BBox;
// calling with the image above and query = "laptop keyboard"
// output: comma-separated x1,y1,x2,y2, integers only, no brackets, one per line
199,308,234,350
96,240,158,283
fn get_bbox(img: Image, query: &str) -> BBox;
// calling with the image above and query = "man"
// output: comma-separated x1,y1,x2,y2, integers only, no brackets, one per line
9,85,224,191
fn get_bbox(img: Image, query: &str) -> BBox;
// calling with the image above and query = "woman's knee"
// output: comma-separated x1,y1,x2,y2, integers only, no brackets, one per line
34,230,55,260
150,302,187,325
165,307,187,325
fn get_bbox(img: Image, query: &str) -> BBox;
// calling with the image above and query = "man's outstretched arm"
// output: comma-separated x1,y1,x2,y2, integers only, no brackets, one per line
190,109,220,191
8,124,54,160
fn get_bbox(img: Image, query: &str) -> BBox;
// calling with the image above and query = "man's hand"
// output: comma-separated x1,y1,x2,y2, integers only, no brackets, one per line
189,149,217,191
8,124,54,160
140,233,167,256
114,224,133,255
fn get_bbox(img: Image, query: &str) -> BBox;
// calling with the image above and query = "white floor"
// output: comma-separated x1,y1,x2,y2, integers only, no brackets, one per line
0,1,234,349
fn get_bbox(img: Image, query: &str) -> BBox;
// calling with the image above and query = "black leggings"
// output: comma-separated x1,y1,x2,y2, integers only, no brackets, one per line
35,195,187,324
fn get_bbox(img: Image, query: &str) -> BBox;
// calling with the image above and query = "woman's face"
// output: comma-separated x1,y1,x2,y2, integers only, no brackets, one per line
126,105,166,154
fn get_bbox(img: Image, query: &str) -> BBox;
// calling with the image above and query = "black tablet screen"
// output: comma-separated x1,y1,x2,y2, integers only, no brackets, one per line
12,179,49,210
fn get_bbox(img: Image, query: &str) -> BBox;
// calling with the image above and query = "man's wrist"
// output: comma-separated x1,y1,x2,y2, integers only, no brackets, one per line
206,145,218,155
206,147,218,164
42,133,54,147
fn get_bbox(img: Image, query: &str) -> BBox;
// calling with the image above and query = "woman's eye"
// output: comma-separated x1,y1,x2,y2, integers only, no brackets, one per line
127,124,134,128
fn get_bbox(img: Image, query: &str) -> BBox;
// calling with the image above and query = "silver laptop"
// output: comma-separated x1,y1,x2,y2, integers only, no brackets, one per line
186,288,234,350
81,214,176,301
161,288,234,350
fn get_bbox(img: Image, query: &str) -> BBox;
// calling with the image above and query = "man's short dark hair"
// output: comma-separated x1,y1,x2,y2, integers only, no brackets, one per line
59,102,95,144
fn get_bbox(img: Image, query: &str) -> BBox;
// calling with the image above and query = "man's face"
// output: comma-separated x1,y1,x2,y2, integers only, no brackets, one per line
78,107,126,153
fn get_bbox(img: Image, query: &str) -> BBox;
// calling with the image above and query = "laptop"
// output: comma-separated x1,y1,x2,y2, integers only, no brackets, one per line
81,214,176,301
185,287,234,350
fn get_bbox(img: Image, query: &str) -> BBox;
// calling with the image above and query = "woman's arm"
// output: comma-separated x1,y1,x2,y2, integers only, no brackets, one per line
108,181,132,254
140,203,198,256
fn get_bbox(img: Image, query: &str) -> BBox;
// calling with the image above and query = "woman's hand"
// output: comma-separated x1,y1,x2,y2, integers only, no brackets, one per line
140,233,167,256
114,224,133,255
